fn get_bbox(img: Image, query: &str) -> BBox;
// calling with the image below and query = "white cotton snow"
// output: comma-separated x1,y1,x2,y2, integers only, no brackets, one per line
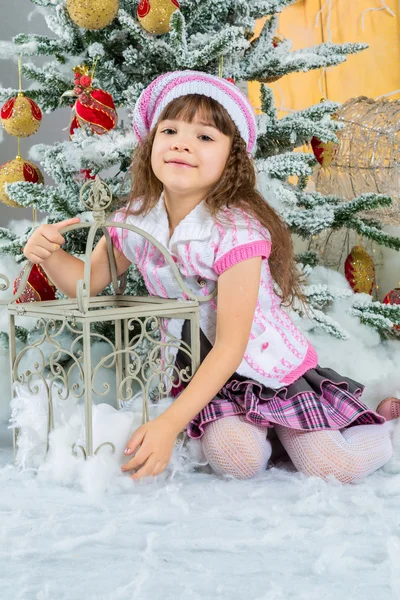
2,248,400,598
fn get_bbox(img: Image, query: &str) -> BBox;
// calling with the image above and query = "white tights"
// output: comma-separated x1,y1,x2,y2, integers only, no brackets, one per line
201,415,393,483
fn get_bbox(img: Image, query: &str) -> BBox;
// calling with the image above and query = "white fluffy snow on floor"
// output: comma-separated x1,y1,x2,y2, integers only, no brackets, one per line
2,266,400,599
2,407,400,600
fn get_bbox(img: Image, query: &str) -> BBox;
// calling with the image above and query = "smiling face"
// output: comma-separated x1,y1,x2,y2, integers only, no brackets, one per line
150,110,232,200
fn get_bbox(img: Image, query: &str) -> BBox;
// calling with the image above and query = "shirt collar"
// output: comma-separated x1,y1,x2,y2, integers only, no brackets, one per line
144,192,214,248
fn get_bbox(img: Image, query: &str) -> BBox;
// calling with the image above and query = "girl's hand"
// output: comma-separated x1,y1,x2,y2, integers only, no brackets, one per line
23,217,80,264
122,416,181,480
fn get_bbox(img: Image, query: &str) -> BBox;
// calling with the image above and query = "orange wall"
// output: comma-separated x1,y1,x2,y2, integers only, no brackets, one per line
248,0,400,115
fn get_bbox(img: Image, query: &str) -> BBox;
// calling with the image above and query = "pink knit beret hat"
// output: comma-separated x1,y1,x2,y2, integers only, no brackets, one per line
132,70,257,155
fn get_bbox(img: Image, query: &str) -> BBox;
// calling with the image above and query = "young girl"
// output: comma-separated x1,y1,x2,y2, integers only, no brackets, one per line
23,70,397,483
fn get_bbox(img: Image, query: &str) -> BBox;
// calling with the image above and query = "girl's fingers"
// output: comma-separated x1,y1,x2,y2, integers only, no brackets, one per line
54,217,81,231
40,226,66,245
42,231,65,246
29,247,52,261
151,462,167,477
124,427,147,457
122,446,149,471
26,252,45,264
36,238,62,253
150,461,162,477
131,455,158,480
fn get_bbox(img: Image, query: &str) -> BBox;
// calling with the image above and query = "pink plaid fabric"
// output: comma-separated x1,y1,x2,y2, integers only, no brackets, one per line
184,369,385,439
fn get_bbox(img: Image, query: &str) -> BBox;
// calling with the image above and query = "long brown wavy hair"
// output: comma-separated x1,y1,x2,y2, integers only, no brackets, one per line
127,93,304,306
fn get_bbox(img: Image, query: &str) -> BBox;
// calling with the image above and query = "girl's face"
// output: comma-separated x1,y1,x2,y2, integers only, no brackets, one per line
151,114,232,198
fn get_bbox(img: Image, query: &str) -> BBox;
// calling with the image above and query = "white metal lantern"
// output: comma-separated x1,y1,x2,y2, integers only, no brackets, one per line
0,177,215,460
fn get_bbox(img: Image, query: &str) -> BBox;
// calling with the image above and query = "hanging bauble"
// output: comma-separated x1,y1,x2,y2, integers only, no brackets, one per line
69,114,80,138
344,245,375,295
1,92,42,138
13,263,56,304
311,136,339,167
75,88,117,134
74,168,96,183
383,288,400,331
0,156,44,207
66,0,119,30
67,67,118,135
137,0,180,35
383,288,400,305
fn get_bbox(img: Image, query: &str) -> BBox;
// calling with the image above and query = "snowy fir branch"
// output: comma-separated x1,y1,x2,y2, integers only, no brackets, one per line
0,88,19,103
349,303,400,338
248,0,297,19
6,182,81,218
0,229,17,243
182,0,254,33
22,61,71,90
304,284,352,310
257,152,316,180
238,27,368,81
256,88,341,155
347,218,400,251
287,193,400,248
0,237,28,262
30,0,58,6
332,194,392,221
351,296,400,328
13,34,70,62
296,251,319,268
43,5,82,46
303,306,349,340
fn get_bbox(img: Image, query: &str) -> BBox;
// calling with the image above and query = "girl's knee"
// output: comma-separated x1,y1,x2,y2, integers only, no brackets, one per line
201,417,271,480
275,424,394,484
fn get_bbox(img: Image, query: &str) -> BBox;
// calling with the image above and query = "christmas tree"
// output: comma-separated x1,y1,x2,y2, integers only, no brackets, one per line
0,0,400,366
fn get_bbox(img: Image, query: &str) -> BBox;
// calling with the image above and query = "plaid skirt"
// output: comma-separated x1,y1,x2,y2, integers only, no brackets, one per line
173,322,385,439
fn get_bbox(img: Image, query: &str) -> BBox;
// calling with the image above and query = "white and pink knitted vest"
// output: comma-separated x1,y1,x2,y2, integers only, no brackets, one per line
109,195,318,390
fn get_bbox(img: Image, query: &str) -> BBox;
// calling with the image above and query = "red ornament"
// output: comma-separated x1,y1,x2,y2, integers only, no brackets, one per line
344,245,375,295
69,115,80,138
78,169,96,181
225,77,235,85
75,88,117,134
383,288,400,331
311,136,339,167
67,64,117,135
79,75,92,88
13,263,57,303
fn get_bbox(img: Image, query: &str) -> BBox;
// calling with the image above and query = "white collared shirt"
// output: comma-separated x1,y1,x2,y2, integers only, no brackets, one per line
108,194,318,389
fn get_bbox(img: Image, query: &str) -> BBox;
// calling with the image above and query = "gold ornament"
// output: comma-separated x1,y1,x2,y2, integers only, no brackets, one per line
0,155,44,207
1,92,42,138
137,0,180,35
344,245,375,295
66,0,119,30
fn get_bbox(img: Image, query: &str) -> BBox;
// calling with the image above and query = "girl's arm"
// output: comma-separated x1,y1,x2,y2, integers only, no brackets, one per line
160,256,262,432
122,256,262,478
23,219,131,298
41,236,130,298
